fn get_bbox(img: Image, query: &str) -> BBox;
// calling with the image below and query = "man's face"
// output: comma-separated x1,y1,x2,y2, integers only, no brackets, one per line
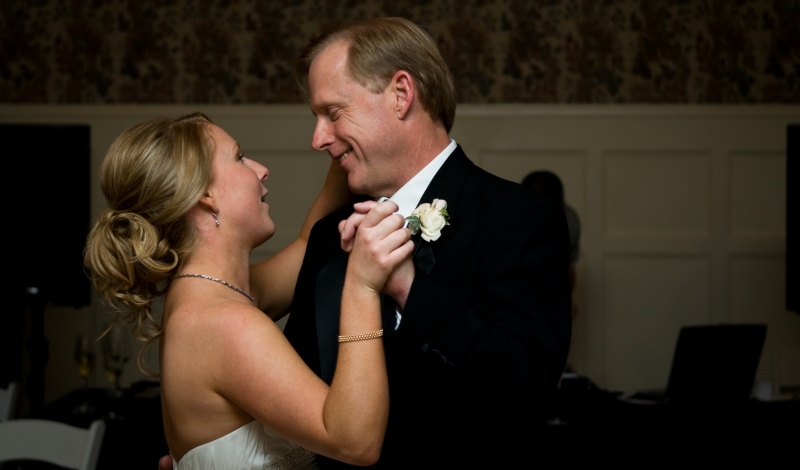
307,40,401,197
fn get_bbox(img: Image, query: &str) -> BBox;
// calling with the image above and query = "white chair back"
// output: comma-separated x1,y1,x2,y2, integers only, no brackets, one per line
0,418,105,470
0,382,18,421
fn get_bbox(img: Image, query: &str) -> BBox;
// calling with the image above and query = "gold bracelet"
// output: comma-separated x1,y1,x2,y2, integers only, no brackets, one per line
338,329,384,343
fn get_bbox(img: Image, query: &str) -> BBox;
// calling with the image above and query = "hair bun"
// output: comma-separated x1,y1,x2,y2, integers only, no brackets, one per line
98,209,178,274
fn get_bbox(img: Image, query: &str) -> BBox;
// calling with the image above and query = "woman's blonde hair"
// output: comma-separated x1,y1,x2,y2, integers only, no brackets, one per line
83,112,214,375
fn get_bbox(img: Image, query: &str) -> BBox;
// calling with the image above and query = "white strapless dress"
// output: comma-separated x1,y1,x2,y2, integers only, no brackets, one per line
173,419,318,470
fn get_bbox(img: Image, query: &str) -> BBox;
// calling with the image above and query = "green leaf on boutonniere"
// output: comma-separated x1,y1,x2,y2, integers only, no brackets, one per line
406,215,422,235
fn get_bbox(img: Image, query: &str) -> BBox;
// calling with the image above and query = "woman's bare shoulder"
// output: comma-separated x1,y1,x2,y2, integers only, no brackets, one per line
160,295,297,403
160,298,272,461
165,295,282,345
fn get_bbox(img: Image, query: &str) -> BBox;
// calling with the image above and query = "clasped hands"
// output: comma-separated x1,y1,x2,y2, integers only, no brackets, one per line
338,200,415,309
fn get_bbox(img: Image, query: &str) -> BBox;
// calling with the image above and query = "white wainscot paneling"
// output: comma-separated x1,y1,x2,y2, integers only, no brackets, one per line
246,149,331,257
730,151,786,240
3,104,798,406
478,149,587,215
604,150,712,244
603,255,712,392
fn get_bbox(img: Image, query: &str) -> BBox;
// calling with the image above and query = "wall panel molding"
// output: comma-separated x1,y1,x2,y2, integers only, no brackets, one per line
3,104,797,394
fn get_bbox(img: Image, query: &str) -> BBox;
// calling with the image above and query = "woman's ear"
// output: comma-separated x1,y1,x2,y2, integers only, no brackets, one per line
197,193,219,215
391,70,415,120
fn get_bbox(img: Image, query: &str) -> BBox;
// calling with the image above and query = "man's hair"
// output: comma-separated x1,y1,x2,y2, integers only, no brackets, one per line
296,17,457,133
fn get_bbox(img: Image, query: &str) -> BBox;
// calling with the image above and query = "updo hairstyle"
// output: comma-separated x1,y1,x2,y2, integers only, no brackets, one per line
83,112,214,375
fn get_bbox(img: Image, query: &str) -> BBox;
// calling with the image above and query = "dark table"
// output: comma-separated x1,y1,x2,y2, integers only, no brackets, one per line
9,376,798,468
538,375,800,466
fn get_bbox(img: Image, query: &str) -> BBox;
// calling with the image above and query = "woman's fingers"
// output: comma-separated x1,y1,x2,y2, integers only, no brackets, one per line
346,205,412,291
340,200,399,252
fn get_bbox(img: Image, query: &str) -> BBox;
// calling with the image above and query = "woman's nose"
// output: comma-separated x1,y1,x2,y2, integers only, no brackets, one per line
247,158,269,181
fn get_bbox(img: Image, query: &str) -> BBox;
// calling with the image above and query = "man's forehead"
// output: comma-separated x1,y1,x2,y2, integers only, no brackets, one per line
310,40,349,73
307,45,359,110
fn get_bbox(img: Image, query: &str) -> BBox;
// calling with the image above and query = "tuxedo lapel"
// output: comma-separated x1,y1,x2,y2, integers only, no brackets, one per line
410,145,473,274
315,249,348,384
417,145,472,231
303,149,474,384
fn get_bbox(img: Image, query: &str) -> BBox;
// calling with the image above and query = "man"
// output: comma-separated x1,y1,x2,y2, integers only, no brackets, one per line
522,170,582,319
284,17,572,468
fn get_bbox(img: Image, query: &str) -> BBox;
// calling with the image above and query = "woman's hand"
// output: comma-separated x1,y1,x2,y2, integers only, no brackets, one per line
340,200,415,307
338,200,378,253
343,200,413,293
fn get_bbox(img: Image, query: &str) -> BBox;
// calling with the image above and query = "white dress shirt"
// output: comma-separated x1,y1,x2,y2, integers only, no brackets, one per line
383,139,457,218
379,139,457,328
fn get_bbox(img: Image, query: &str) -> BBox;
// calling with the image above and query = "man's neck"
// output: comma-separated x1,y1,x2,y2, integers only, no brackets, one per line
383,139,457,218
406,126,451,172
375,114,451,197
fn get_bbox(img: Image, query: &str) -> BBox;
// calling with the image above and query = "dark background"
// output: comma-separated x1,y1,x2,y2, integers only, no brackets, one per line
1,124,91,411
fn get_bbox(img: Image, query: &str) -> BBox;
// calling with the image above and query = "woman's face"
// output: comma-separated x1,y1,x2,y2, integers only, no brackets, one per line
206,124,274,247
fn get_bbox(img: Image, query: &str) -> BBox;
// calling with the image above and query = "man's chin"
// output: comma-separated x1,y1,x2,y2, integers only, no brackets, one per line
346,176,369,196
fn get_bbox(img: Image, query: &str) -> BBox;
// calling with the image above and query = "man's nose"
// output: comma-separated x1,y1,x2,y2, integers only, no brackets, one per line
311,119,334,151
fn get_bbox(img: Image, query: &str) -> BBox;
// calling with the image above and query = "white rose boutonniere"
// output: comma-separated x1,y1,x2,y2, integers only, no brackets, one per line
406,198,450,242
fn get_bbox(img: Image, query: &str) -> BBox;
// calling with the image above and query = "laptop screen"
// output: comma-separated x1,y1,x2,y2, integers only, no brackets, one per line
666,324,767,403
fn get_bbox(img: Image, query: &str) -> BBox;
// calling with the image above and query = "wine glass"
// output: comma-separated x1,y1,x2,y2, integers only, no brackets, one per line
101,325,131,398
73,334,96,414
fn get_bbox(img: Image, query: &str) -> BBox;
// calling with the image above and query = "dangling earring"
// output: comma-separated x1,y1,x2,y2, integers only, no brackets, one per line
211,212,220,226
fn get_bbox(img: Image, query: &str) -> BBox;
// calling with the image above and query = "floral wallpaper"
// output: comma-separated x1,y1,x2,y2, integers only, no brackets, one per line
1,0,797,104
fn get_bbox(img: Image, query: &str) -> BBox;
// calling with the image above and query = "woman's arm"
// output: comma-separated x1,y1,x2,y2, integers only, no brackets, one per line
249,160,350,318
220,202,413,464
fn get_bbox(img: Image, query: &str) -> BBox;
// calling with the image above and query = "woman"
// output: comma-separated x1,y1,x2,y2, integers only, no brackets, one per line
83,112,413,469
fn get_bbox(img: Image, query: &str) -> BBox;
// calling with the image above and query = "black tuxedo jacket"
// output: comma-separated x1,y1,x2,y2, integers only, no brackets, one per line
284,145,571,468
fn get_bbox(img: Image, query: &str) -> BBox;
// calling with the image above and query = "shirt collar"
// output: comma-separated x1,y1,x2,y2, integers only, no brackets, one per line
386,139,457,218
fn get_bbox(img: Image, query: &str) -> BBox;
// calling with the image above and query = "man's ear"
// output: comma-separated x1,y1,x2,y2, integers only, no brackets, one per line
391,70,415,120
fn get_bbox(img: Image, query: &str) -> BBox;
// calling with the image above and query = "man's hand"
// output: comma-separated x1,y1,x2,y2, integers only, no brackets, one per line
383,255,414,309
